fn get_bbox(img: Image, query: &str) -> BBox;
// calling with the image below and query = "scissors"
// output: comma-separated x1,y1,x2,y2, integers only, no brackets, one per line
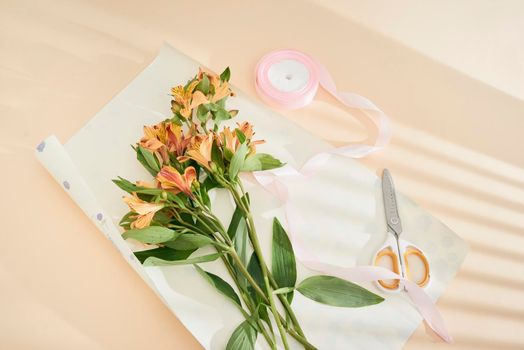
372,169,431,293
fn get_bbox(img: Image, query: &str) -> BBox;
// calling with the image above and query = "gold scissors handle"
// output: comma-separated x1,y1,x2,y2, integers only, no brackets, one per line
373,236,431,292
403,245,430,287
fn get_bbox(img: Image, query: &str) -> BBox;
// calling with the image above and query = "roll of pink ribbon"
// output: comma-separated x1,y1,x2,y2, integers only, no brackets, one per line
255,49,391,157
252,49,452,343
255,50,320,110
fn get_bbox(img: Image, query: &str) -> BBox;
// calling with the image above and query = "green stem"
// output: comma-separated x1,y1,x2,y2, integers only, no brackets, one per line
192,196,234,246
270,276,305,337
287,329,318,350
171,209,227,247
265,275,290,350
227,247,269,304
231,181,308,339
220,255,276,349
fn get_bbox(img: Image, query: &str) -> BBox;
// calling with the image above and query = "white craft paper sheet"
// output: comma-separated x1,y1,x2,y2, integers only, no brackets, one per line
36,44,467,349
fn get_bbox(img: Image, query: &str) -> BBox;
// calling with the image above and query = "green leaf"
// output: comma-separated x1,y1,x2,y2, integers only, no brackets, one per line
214,108,231,125
271,218,296,302
200,187,212,208
113,177,164,195
217,98,226,108
234,129,246,144
241,154,285,172
208,103,219,112
167,192,187,209
203,174,220,191
229,143,249,180
138,146,160,173
122,226,180,244
210,140,225,171
227,204,245,240
144,252,223,266
112,177,137,193
247,253,266,301
253,303,271,334
170,113,183,126
194,265,242,308
134,145,157,176
226,319,257,350
164,234,214,250
118,211,135,229
220,67,231,82
271,219,297,287
296,275,385,308
134,247,195,264
151,210,171,226
197,104,210,122
224,148,234,162
233,218,249,266
226,203,250,288
196,73,210,94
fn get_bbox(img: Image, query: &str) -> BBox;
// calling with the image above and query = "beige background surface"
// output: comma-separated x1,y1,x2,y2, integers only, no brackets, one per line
1,1,523,349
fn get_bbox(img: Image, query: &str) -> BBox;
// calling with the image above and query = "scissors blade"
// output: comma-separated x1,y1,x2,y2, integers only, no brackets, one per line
382,169,403,236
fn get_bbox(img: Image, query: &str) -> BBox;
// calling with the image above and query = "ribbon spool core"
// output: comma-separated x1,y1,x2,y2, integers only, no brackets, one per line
267,59,310,93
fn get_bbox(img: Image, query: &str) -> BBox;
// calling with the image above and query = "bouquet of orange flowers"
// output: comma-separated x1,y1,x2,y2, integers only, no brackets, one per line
113,67,383,349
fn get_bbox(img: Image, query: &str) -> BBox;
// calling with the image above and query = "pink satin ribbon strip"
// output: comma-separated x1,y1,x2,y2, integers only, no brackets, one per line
252,49,452,343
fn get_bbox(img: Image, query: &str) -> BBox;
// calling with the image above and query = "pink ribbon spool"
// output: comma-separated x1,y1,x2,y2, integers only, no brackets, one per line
252,49,452,343
255,50,320,110
255,49,392,158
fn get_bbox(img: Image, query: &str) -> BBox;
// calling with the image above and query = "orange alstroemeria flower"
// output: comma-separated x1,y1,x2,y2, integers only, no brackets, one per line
140,121,183,165
171,80,199,118
211,81,233,103
219,127,238,154
123,193,164,229
198,67,220,89
179,134,214,171
140,122,171,164
165,122,192,156
156,166,196,196
140,122,168,151
190,90,209,109
238,121,265,155
218,122,264,156
197,67,235,103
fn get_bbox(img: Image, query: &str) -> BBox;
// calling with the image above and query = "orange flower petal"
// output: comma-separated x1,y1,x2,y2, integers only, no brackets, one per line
211,82,231,103
140,138,164,151
131,212,156,229
123,193,164,215
136,180,156,188
190,90,209,109
156,166,195,196
184,167,196,185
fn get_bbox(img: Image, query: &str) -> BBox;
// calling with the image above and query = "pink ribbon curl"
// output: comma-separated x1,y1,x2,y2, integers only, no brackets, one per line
252,49,452,343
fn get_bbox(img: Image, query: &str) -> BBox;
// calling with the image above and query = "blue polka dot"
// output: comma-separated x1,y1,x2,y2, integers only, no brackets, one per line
63,181,70,190
36,141,46,152
96,213,103,221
